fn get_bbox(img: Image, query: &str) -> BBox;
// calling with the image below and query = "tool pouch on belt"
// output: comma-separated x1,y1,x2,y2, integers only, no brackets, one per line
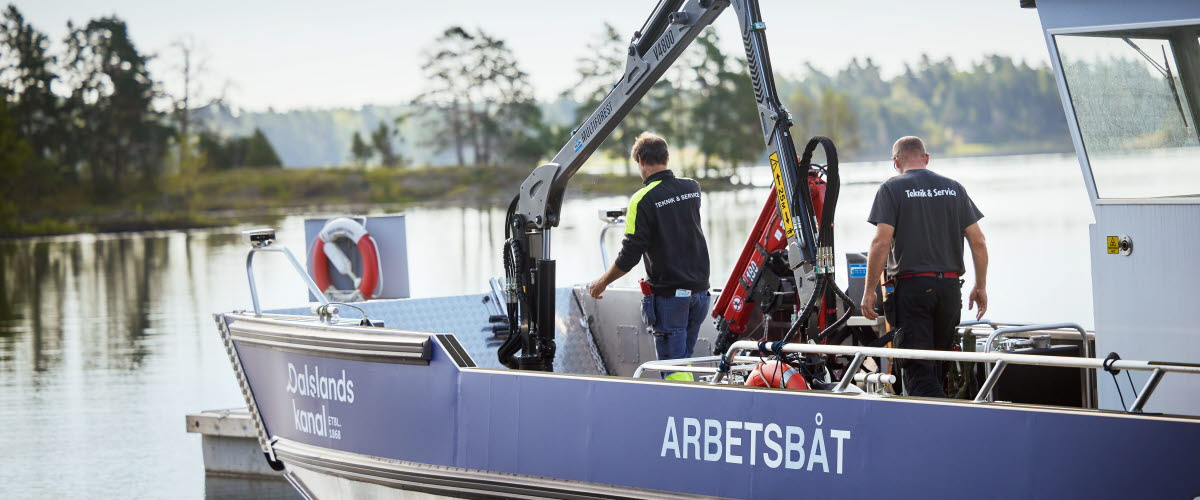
639,279,657,330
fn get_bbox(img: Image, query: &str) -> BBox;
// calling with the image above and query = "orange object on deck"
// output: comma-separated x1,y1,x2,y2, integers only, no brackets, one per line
746,361,808,389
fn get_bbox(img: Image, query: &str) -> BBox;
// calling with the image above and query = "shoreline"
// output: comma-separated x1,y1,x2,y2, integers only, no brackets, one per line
1,146,1078,239
0,166,749,239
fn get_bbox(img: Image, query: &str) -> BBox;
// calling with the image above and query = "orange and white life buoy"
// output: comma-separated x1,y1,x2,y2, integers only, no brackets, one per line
310,217,382,300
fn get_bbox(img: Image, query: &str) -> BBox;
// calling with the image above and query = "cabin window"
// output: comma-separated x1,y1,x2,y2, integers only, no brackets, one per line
1056,30,1200,198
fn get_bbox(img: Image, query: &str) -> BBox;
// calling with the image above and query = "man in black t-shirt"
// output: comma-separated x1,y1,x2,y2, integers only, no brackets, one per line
861,136,989,398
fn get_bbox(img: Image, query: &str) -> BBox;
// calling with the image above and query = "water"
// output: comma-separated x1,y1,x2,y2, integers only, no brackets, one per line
0,153,1096,498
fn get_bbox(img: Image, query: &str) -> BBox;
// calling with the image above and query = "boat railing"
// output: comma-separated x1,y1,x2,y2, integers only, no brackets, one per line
634,355,898,393
632,355,765,379
597,208,627,271
958,320,1093,406
712,340,1200,413
241,228,334,320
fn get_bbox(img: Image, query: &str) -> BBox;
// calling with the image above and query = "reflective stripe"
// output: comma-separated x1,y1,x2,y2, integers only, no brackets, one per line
665,371,694,382
625,180,662,235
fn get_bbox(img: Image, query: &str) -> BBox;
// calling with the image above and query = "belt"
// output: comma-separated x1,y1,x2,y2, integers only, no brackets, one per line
888,270,960,286
895,272,958,280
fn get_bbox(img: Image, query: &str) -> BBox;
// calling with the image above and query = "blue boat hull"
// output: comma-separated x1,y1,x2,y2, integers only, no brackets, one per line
218,313,1200,499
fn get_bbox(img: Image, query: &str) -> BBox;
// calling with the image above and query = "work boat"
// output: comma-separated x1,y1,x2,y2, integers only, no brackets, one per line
217,0,1200,498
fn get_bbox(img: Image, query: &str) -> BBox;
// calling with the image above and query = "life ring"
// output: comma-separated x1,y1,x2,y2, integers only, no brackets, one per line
310,217,382,300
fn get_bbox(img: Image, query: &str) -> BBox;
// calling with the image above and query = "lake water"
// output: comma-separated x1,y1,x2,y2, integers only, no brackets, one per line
0,153,1097,498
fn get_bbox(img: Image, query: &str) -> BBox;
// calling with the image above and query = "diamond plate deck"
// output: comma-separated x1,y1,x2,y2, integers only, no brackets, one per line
268,287,601,374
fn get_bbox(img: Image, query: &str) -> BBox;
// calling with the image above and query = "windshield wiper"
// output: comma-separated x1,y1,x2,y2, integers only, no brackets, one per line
1122,38,1193,136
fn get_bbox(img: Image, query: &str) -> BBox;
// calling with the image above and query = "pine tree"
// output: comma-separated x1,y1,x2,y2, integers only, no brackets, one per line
63,16,170,199
350,131,373,167
243,128,282,167
0,99,31,230
414,26,541,167
370,121,398,167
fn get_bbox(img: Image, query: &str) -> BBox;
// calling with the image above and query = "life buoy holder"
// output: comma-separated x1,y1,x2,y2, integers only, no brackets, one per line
310,217,382,300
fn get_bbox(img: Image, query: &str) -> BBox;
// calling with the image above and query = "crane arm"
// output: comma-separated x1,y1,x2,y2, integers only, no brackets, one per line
501,0,825,371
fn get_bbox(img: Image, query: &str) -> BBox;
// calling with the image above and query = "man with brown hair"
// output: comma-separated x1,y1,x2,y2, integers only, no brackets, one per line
588,132,711,377
861,136,989,398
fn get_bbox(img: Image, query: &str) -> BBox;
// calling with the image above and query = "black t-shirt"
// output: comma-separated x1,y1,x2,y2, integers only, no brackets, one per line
615,169,710,296
867,169,983,279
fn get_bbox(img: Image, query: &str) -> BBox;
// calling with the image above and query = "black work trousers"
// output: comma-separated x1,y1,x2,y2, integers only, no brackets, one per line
891,276,962,398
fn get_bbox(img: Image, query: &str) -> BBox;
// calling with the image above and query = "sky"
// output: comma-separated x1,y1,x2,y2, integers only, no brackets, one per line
14,0,1052,112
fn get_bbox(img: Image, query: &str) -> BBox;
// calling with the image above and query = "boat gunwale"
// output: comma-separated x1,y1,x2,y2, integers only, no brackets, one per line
223,311,1200,425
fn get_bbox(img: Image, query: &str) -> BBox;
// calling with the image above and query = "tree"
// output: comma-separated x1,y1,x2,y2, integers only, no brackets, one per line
688,28,762,178
168,36,209,147
0,5,66,194
0,99,31,230
370,121,398,167
197,128,281,169
565,23,629,171
350,131,372,167
197,131,231,170
414,26,542,167
242,128,281,167
565,23,686,175
817,86,861,153
63,16,171,199
0,6,58,157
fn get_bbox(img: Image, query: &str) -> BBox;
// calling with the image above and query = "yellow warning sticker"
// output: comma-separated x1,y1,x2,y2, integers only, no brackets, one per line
1106,236,1119,254
769,152,795,238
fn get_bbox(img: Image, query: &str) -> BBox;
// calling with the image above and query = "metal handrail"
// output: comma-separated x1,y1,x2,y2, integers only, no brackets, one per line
246,243,329,317
632,355,763,378
981,323,1090,358
958,319,1033,329
714,340,1200,412
958,321,1095,343
598,220,625,271
980,323,1092,406
597,207,628,271
635,356,898,391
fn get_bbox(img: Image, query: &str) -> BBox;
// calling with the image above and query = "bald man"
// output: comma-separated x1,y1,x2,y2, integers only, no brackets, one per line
861,136,989,398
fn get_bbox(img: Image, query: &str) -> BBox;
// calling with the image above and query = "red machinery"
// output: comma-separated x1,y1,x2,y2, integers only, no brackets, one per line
711,167,829,351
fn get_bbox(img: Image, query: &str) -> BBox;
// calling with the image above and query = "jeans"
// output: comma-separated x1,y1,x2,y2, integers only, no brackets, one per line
652,290,711,365
892,276,961,398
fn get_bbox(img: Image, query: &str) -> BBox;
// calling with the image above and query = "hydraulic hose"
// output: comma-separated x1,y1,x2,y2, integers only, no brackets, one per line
781,276,825,344
816,281,856,341
800,136,840,250
782,136,852,345
498,196,524,368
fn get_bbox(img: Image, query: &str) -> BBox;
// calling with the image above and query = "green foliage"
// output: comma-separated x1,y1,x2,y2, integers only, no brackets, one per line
370,120,401,167
243,129,282,167
0,10,1083,236
198,127,283,170
1,6,60,162
793,55,1072,157
413,26,543,167
350,131,372,167
166,132,206,213
688,29,762,178
62,14,171,199
1062,56,1193,152
1,5,71,201
566,22,680,175
0,99,31,231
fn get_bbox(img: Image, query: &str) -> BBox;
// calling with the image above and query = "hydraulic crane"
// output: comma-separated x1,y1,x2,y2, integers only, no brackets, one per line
498,0,852,371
